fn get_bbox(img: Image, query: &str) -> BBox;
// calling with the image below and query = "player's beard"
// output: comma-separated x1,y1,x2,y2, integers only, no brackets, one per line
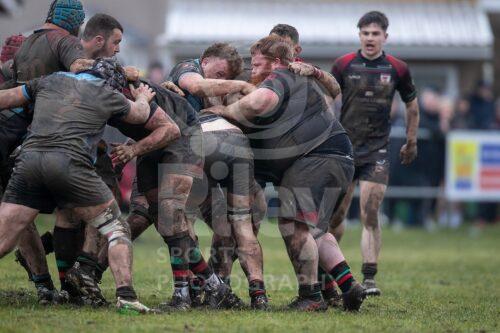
250,71,271,86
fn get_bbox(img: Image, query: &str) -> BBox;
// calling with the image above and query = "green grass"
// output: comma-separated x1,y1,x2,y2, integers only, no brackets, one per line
0,216,499,333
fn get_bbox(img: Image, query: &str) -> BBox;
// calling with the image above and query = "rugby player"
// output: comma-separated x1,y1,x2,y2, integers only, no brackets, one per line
270,24,340,99
9,13,130,305
92,80,244,310
0,35,61,304
52,13,129,305
206,35,366,311
168,43,268,309
1,0,91,304
330,11,419,296
0,35,26,195
0,33,66,304
0,58,156,313
269,23,344,307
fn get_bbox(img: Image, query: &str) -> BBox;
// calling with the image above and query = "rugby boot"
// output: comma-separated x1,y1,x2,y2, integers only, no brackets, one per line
223,289,245,309
189,283,204,308
36,286,69,305
204,282,234,309
342,283,367,311
116,297,151,314
14,249,33,281
65,262,108,307
159,289,192,311
287,296,327,312
362,278,381,296
250,294,269,310
322,287,342,308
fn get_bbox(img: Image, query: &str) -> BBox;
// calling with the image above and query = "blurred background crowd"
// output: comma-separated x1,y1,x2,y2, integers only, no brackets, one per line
1,0,499,228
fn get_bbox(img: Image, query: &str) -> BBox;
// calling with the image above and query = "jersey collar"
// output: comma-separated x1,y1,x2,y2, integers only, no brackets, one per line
357,49,386,63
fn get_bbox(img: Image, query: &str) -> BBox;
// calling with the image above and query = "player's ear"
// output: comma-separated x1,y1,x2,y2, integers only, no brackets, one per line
295,45,302,56
95,35,105,48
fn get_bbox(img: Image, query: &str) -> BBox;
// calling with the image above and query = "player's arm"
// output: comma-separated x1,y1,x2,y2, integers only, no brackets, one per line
177,72,255,98
111,107,181,164
69,58,94,73
400,98,420,164
122,83,156,124
396,62,419,165
289,62,341,98
204,88,279,123
0,86,29,109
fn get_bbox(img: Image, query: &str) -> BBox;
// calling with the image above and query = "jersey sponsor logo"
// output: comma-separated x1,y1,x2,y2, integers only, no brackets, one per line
348,74,361,80
380,73,392,85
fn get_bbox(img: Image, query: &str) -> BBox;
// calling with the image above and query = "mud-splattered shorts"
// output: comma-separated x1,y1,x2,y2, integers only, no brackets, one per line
3,151,114,212
279,154,355,233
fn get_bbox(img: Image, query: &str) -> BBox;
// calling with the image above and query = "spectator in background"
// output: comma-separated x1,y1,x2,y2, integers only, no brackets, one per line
469,81,495,130
467,82,498,225
146,61,165,85
491,98,500,130
419,87,446,188
451,97,472,130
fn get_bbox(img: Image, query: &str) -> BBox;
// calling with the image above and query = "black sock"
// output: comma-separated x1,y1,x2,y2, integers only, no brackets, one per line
249,280,266,298
298,283,322,302
76,252,98,276
221,276,231,288
362,263,378,281
116,286,137,301
330,261,355,294
163,234,191,289
40,231,54,255
53,226,80,291
95,262,108,282
32,273,54,290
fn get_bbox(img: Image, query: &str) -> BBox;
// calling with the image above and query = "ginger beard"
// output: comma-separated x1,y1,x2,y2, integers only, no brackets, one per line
250,53,274,85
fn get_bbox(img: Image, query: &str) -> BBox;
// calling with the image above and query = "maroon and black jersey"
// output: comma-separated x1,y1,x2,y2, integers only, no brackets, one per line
332,51,416,162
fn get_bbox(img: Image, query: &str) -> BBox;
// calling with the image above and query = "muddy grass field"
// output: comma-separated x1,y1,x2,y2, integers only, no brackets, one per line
0,216,498,333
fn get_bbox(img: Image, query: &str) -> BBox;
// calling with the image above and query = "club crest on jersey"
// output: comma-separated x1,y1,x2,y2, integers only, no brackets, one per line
380,73,391,84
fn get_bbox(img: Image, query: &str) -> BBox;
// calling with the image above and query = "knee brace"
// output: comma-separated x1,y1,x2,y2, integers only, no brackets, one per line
88,203,130,248
228,206,252,224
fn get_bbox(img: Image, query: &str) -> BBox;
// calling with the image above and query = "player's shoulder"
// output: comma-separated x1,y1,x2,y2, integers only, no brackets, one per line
263,68,293,83
169,58,202,81
333,52,358,70
175,59,201,71
385,53,410,77
43,28,71,42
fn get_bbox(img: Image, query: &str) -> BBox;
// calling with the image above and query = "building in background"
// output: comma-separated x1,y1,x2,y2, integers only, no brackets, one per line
0,0,499,100
158,0,493,98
